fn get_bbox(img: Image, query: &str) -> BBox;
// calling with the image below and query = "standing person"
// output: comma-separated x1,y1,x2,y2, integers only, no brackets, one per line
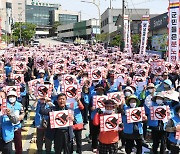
70,97,84,154
89,84,105,153
33,97,53,154
6,90,25,154
93,99,120,154
166,105,180,154
122,95,147,154
147,93,168,154
0,107,19,154
81,79,91,128
40,93,74,154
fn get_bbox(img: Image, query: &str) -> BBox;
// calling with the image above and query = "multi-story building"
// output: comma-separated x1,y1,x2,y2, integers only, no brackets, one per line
57,19,100,42
0,0,14,34
0,0,80,37
101,8,158,34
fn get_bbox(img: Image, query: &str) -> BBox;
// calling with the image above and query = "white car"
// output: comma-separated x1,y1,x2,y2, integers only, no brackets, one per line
33,40,40,46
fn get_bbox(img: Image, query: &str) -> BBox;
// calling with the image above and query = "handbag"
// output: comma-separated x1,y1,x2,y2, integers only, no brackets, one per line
41,117,48,128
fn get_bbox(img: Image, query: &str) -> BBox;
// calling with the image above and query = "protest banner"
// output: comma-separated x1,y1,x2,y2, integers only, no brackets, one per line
126,107,146,123
100,114,122,132
49,110,73,128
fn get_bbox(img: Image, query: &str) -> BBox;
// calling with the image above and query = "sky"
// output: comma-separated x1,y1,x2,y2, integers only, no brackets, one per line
44,0,169,20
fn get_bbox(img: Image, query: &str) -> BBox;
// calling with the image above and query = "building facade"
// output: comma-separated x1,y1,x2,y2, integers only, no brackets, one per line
0,0,80,36
101,8,158,34
57,19,100,42
0,0,14,34
149,12,168,51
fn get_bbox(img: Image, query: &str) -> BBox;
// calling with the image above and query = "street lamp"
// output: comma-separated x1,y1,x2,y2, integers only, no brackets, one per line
81,0,101,40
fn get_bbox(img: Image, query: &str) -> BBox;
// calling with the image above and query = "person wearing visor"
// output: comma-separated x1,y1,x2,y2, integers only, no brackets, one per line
90,84,105,153
123,86,134,99
6,90,25,154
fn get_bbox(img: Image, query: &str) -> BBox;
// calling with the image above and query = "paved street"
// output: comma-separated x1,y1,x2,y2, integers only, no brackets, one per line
38,38,62,47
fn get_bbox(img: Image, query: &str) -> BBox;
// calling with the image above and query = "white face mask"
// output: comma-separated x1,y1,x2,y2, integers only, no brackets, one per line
104,110,113,114
8,97,16,103
130,103,136,108
164,84,169,88
156,99,163,105
179,113,180,117
148,89,154,93
93,82,98,86
125,92,131,97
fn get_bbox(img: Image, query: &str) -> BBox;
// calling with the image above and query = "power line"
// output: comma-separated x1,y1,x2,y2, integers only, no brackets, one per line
130,0,142,19
128,0,158,6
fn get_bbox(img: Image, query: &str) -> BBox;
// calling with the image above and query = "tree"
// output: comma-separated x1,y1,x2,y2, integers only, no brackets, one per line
132,34,141,47
96,33,109,42
110,34,122,46
12,22,36,44
50,21,61,36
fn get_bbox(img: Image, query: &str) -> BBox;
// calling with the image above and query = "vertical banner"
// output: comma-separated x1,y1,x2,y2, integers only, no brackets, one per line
127,19,132,56
124,15,129,50
139,15,150,55
168,0,180,63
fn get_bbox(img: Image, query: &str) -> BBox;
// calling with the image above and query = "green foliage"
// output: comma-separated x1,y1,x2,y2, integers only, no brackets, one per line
132,34,141,47
1,34,18,43
110,34,122,46
12,22,36,42
96,33,109,41
50,21,61,36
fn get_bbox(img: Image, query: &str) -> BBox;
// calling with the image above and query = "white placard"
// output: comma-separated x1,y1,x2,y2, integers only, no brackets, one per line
49,110,73,128
126,107,146,123
100,114,122,132
150,106,170,122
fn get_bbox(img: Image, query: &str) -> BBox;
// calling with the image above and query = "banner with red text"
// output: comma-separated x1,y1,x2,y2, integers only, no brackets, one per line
168,0,180,63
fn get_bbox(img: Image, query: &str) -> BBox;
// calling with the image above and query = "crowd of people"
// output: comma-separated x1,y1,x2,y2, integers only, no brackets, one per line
0,43,179,154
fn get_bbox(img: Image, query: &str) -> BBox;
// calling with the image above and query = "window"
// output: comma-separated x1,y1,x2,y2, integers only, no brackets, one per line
18,3,22,5
18,7,22,10
59,14,78,25
113,16,118,22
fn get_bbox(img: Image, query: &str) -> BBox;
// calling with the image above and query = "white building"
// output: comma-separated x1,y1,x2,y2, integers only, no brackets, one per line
57,19,100,42
101,8,150,34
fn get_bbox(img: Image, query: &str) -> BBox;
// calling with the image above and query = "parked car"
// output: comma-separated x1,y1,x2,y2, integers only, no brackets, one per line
33,40,40,46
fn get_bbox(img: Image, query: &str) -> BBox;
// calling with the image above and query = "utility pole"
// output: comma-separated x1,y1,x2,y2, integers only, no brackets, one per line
121,0,125,52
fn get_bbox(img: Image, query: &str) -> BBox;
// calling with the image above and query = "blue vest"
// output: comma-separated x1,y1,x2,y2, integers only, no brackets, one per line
107,79,118,93
1,115,14,143
67,100,83,124
4,66,12,76
34,101,50,128
7,101,22,130
53,79,59,92
82,93,90,104
123,105,143,135
168,115,180,144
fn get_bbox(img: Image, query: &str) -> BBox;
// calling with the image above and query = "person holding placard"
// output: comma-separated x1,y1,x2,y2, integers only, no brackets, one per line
93,99,121,154
122,95,147,154
33,97,53,154
166,105,180,154
40,93,74,154
147,92,169,154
